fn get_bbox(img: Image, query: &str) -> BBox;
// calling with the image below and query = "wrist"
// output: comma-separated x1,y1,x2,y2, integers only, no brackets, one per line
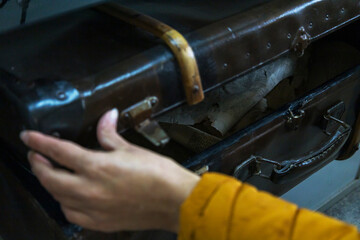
161,165,200,233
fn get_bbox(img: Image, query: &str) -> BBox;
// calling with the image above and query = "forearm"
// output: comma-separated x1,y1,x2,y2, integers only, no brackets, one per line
179,173,359,240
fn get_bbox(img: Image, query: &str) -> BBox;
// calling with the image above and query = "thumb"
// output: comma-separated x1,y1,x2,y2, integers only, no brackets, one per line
97,108,128,150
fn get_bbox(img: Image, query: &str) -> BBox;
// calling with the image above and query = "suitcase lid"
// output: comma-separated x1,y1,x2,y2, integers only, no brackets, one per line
0,0,359,146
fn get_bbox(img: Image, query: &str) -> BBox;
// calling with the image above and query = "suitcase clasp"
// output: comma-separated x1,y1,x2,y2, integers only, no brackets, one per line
120,97,170,146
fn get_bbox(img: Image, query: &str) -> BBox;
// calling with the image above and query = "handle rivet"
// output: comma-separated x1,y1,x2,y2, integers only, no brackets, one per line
150,98,158,106
56,91,67,100
192,85,200,93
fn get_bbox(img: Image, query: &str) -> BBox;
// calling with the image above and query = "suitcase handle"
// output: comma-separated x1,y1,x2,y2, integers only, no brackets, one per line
233,106,352,184
96,3,204,105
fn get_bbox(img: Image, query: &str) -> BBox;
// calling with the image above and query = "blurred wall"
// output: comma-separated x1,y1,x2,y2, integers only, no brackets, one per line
0,0,105,33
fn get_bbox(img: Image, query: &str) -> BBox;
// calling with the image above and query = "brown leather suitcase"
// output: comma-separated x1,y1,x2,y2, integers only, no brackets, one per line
186,66,360,195
0,0,359,239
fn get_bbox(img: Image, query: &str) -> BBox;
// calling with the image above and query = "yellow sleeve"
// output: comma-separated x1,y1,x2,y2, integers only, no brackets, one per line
178,173,359,240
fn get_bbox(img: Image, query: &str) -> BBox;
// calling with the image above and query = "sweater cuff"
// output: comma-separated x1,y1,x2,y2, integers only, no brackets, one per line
178,172,297,240
178,173,239,240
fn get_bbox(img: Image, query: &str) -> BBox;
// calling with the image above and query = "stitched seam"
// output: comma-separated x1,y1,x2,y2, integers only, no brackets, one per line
289,208,300,240
190,230,196,240
226,184,244,240
199,179,232,216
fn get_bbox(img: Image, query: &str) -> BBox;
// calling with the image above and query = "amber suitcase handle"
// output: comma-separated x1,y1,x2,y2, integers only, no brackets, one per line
96,2,204,105
233,105,352,184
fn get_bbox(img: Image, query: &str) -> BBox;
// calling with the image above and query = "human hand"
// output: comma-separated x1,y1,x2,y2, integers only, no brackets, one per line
20,109,200,233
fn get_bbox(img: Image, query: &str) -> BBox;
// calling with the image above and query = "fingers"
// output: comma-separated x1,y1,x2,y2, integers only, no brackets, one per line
97,108,128,150
61,206,96,229
28,151,85,197
21,131,91,172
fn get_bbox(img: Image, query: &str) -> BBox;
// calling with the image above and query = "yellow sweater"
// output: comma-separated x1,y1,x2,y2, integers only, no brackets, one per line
179,173,359,240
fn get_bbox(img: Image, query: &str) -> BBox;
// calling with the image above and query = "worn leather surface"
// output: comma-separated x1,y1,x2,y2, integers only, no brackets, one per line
0,0,359,151
117,0,271,34
185,66,360,195
0,1,359,240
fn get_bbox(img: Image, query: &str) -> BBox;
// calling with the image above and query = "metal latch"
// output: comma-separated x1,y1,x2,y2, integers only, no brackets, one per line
120,97,170,146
